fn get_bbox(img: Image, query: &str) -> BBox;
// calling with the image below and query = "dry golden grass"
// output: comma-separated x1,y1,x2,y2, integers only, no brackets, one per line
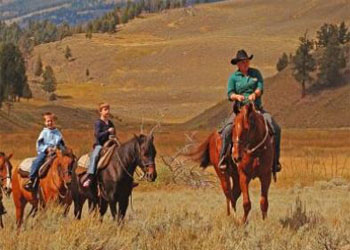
0,129,350,249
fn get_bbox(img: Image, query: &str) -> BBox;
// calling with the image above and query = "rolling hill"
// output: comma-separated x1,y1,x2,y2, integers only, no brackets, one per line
1,0,350,132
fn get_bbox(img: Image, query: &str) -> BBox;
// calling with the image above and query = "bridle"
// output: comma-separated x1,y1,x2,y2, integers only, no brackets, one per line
233,110,269,155
0,160,12,194
56,154,76,199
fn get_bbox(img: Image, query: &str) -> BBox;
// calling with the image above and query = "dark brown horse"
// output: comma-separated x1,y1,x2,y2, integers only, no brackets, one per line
187,132,240,216
232,103,275,223
0,152,13,228
11,148,75,228
71,132,157,221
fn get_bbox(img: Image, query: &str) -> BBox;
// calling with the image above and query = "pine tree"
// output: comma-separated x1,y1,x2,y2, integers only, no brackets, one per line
34,55,43,76
0,42,27,106
292,32,316,98
276,52,289,72
317,33,345,86
22,83,32,101
316,23,338,48
338,21,349,44
42,65,57,95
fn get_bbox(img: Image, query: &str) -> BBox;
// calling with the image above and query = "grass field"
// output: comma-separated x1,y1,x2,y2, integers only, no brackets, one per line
0,128,350,249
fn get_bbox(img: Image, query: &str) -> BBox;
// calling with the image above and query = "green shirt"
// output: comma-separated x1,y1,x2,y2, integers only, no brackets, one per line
227,67,264,108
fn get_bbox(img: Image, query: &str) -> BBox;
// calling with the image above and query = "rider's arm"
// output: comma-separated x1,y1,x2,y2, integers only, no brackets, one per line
36,130,49,154
227,74,237,102
95,120,110,142
255,69,264,95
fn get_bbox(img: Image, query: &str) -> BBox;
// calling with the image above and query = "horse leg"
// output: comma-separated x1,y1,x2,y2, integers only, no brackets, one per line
109,201,117,221
259,172,272,220
215,170,232,216
117,196,129,223
15,198,27,229
99,198,108,222
239,171,251,224
231,172,241,213
73,197,86,220
26,204,38,219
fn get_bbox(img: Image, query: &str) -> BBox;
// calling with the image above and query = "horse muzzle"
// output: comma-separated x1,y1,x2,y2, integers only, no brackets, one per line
145,165,157,182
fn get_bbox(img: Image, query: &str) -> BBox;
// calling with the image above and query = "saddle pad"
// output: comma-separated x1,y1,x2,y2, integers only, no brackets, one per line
76,144,117,175
19,157,37,173
19,156,55,178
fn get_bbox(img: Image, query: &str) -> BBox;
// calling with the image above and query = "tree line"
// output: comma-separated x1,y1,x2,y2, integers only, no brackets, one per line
0,0,202,109
276,21,350,98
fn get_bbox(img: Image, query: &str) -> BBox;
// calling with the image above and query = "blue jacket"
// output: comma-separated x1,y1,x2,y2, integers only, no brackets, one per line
36,128,65,155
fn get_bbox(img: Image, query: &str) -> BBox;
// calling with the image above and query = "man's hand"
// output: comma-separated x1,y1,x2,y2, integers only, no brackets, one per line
235,95,245,102
248,93,256,101
108,127,115,135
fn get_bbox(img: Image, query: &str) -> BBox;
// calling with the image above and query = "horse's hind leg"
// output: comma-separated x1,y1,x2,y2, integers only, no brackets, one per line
15,198,27,229
26,205,38,219
259,172,271,220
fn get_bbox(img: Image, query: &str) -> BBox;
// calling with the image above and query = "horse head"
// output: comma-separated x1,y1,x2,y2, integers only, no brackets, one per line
134,131,158,182
232,102,257,163
0,152,13,197
55,148,76,188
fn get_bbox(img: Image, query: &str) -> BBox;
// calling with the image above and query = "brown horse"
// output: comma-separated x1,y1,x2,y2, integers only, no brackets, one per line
11,148,75,228
187,132,241,216
0,152,13,228
232,103,275,223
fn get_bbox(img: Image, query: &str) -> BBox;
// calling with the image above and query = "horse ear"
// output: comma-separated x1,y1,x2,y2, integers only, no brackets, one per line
56,150,63,158
133,134,141,144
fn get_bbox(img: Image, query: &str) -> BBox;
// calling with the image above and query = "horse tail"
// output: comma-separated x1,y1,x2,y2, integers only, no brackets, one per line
186,132,216,169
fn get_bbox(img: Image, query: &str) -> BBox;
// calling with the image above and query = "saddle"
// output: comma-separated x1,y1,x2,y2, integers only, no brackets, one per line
18,154,56,178
75,137,120,176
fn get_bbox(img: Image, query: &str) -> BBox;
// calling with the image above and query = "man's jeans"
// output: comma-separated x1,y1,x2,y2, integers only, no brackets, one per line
87,145,103,175
29,152,47,179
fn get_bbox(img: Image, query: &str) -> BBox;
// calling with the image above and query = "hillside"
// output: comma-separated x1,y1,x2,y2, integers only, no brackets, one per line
1,0,350,131
183,68,350,129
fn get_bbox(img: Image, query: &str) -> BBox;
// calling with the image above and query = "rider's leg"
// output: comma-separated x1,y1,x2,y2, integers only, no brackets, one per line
84,145,103,187
219,112,236,168
25,152,47,189
87,145,103,175
29,152,47,180
262,112,281,172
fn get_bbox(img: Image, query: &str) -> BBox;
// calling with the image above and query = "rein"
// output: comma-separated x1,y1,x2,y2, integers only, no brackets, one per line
246,115,269,154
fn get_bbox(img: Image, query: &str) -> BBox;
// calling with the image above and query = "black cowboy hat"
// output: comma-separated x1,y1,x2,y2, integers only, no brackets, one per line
231,49,254,65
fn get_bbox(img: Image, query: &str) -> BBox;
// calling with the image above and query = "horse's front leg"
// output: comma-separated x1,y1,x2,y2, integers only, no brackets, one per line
259,171,271,220
231,170,241,212
239,169,251,224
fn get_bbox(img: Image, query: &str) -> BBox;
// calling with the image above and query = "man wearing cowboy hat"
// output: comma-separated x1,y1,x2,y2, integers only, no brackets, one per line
218,49,281,172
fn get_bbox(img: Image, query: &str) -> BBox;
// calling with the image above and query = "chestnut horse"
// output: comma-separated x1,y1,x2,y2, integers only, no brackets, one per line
232,103,275,223
11,148,75,228
0,152,13,228
187,132,240,216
